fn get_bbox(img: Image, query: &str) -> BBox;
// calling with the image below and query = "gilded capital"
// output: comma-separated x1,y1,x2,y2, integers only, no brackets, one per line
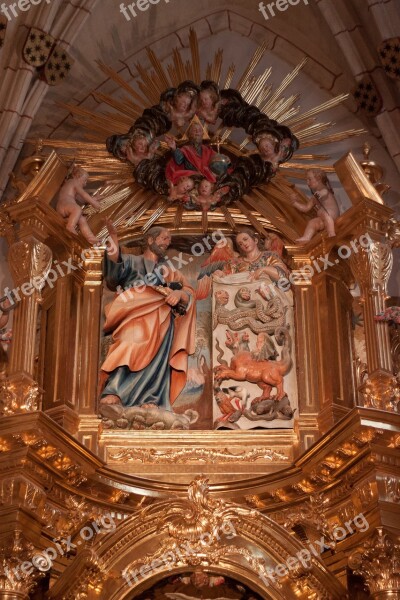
8,238,52,289
348,528,400,598
0,532,42,599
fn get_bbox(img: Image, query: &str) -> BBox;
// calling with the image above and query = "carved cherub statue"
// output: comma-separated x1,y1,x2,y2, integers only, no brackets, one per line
125,132,159,167
167,176,196,202
196,80,220,124
162,82,198,128
290,169,340,244
56,166,100,245
188,178,229,211
255,133,293,169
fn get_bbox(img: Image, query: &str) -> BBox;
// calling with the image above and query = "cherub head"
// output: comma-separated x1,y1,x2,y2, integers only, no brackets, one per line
198,178,214,197
255,133,280,162
306,169,333,193
131,134,149,154
176,176,195,195
199,81,219,109
72,166,88,186
173,91,193,112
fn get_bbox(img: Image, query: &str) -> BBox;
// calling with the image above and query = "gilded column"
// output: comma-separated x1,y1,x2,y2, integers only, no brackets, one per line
75,249,104,452
0,238,52,416
349,239,394,408
7,238,52,375
289,252,320,451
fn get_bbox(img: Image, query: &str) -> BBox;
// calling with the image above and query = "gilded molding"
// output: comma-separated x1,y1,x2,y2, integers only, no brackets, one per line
108,446,289,464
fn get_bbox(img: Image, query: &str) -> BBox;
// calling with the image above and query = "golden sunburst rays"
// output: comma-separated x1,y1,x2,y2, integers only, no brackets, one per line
36,28,365,241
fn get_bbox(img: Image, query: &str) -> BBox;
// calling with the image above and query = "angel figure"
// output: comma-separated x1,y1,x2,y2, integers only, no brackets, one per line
254,133,293,169
264,231,285,257
125,131,159,167
196,237,238,300
167,176,196,202
189,178,229,212
56,166,100,245
196,80,220,124
291,169,340,244
161,81,199,128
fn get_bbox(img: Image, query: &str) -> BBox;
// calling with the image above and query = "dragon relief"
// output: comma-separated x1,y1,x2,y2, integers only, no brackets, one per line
213,285,287,333
214,326,295,424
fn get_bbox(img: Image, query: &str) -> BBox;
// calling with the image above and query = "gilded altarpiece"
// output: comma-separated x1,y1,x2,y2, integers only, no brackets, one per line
0,35,399,600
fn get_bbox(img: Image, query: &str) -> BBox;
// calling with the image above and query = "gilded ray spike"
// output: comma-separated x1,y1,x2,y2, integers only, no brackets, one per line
124,195,159,227
281,162,336,172
189,28,201,83
219,205,237,230
97,61,148,108
285,93,350,126
142,199,169,232
146,48,171,90
262,58,307,114
244,69,272,105
268,94,300,121
296,122,335,140
300,129,366,148
210,49,223,84
235,200,267,235
253,84,273,108
237,42,268,92
223,64,236,89
92,92,142,120
135,64,161,106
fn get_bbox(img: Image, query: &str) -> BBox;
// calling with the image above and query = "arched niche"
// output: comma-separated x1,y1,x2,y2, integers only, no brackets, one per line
47,478,346,600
